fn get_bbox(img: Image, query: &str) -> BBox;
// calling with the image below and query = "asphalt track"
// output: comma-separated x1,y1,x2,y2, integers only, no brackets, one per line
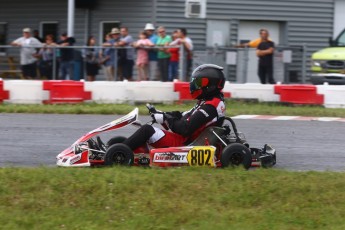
1,113,345,171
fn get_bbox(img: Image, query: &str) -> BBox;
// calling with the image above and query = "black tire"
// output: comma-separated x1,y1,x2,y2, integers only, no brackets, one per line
106,136,127,147
221,143,252,169
104,143,134,166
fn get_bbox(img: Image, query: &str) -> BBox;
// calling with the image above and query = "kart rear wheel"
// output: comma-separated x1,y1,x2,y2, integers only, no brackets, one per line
104,143,134,166
221,143,252,169
107,136,127,148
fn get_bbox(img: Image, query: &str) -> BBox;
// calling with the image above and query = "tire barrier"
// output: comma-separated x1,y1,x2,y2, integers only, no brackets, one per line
43,80,92,104
223,83,279,102
317,84,345,108
1,80,345,108
0,80,9,103
274,84,324,105
174,82,231,101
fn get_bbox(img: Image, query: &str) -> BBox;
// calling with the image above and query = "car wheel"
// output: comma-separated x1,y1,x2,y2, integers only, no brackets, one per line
221,143,252,169
104,143,134,166
106,136,127,148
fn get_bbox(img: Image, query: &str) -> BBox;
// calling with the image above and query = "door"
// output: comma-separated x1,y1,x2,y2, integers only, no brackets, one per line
206,20,231,47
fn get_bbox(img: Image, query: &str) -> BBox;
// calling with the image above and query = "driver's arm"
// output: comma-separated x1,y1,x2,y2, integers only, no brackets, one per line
166,104,218,137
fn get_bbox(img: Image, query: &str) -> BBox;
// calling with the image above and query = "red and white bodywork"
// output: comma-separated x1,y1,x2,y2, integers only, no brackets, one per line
56,108,139,167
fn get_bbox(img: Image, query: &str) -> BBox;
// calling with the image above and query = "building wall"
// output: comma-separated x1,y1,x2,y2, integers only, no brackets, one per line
0,0,154,44
0,0,336,81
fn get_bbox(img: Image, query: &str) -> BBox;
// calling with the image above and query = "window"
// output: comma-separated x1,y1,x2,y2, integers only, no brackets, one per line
0,23,7,53
99,21,121,43
40,21,59,42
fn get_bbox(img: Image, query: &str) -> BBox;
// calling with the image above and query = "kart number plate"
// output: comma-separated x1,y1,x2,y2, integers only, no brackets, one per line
187,146,215,167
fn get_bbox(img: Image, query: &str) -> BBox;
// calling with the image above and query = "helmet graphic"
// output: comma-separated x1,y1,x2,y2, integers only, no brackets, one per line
189,64,225,99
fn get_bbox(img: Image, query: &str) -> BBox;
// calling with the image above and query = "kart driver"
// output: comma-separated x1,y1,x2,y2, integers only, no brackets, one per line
122,64,227,151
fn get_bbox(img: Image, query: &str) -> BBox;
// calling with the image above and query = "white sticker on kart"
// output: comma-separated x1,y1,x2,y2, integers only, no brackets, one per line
153,152,189,163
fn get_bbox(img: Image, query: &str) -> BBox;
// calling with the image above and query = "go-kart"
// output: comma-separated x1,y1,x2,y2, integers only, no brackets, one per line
56,104,276,169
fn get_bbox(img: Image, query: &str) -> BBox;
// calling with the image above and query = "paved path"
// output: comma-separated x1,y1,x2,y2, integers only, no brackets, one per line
1,113,344,171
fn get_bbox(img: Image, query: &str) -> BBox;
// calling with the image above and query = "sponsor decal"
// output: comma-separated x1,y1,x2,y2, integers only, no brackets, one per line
70,155,81,165
153,152,188,163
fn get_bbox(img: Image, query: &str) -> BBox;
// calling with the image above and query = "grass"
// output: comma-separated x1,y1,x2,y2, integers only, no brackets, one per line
0,167,345,230
1,100,345,117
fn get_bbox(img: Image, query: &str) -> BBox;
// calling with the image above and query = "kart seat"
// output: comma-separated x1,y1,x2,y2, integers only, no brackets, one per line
187,126,227,146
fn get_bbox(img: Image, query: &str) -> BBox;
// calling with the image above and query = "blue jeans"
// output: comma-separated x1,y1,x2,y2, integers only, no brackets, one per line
59,61,74,80
169,61,179,81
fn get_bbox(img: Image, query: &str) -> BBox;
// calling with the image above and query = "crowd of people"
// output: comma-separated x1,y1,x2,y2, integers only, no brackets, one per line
10,23,194,82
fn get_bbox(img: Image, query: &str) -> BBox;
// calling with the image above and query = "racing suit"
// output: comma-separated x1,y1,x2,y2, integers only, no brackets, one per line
123,94,226,151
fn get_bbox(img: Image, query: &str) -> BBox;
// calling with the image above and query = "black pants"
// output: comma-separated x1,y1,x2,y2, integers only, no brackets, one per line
119,59,134,80
21,62,37,78
158,58,170,82
258,65,275,84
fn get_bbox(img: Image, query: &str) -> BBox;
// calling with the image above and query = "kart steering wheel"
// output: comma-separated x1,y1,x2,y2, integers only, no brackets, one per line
146,103,169,130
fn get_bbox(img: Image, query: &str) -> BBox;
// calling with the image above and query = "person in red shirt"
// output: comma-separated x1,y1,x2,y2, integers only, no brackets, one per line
168,30,179,81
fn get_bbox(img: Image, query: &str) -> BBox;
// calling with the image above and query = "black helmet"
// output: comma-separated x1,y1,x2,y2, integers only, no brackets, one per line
190,64,225,99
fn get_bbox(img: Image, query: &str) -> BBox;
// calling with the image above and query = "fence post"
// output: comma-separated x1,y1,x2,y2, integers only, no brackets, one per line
242,46,249,83
179,45,185,81
301,43,307,84
53,46,57,80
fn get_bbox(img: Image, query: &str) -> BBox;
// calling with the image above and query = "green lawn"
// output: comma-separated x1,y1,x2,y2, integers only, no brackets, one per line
1,100,345,117
0,167,344,230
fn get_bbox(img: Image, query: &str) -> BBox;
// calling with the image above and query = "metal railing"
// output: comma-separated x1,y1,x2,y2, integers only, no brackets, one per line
193,45,308,83
0,44,187,81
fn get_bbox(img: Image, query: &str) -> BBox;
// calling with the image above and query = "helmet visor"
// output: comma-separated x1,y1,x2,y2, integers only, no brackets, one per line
190,77,209,93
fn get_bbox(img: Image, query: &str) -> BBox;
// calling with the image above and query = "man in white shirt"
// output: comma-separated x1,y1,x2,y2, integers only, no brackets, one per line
11,28,42,79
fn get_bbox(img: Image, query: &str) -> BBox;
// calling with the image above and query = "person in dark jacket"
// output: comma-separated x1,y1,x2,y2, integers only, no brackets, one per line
256,29,276,84
120,64,226,151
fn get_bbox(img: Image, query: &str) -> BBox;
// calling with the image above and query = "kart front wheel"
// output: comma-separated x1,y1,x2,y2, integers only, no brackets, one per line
221,143,252,169
104,143,134,166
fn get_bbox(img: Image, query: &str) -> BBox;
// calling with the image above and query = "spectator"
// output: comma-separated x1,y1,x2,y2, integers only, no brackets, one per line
10,27,42,79
33,29,44,43
168,30,179,81
102,28,121,80
57,32,76,80
100,33,115,81
82,36,100,81
156,26,172,82
256,29,276,84
237,29,273,48
171,28,193,79
144,23,160,80
37,34,56,79
117,27,134,81
133,31,154,81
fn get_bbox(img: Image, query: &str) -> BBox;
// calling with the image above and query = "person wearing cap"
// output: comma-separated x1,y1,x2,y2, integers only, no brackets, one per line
11,28,43,79
144,23,160,81
102,28,121,80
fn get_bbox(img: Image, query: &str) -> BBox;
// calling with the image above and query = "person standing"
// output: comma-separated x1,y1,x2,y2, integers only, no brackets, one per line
144,23,160,81
156,26,172,82
57,32,76,80
133,31,154,81
37,34,56,79
100,33,115,81
117,27,134,81
168,30,179,81
10,27,42,79
170,28,193,79
256,29,276,84
82,36,99,81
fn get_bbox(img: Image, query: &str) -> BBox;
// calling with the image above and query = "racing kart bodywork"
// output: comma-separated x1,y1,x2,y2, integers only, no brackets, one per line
56,106,276,169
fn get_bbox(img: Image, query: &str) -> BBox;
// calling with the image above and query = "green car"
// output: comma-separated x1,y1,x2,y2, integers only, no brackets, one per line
311,28,345,84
